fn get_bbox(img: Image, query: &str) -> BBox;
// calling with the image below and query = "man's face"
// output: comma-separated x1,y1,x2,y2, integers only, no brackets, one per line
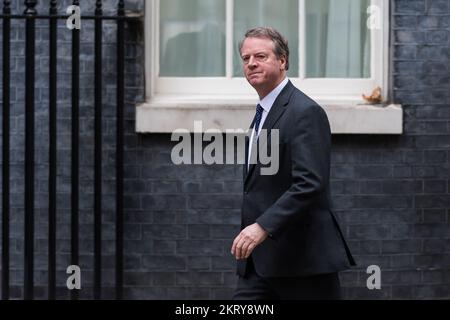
241,37,286,96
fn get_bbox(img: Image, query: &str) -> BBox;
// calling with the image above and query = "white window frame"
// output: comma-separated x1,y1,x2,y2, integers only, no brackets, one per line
138,0,402,134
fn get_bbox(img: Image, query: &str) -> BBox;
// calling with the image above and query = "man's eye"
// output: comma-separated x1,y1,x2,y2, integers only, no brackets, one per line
242,57,249,63
256,55,266,60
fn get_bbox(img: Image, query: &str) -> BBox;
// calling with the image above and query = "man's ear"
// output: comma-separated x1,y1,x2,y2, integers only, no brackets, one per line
279,55,287,71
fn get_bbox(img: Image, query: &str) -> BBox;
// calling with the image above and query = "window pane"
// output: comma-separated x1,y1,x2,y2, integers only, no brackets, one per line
305,0,371,78
233,0,299,77
160,0,226,77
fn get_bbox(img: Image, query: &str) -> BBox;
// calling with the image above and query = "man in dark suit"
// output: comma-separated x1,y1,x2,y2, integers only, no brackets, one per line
231,27,356,300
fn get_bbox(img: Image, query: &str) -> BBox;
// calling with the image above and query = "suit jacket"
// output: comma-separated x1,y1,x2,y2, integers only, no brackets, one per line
238,80,356,277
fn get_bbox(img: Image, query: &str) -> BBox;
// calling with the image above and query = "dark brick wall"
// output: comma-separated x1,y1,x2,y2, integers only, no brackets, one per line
1,0,449,300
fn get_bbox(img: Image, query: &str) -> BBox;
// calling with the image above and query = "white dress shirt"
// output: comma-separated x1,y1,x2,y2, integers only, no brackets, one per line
248,77,289,169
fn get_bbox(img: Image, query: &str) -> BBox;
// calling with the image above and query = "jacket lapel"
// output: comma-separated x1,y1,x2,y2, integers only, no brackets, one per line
244,81,294,188
244,134,249,178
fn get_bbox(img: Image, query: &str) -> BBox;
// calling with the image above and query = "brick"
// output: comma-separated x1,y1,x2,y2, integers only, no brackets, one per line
394,46,417,60
188,224,210,239
153,181,179,193
124,272,152,286
415,285,450,299
414,254,448,268
424,150,448,162
418,16,449,28
394,74,416,89
360,240,382,254
142,194,186,210
395,31,426,44
423,239,450,253
395,0,426,14
200,181,224,193
413,166,436,178
390,254,414,268
212,256,235,271
125,211,152,223
383,270,421,285
176,209,240,225
223,181,242,193
177,240,224,256
394,166,412,178
394,16,418,29
153,240,176,254
152,272,176,286
415,195,450,208
223,272,239,288
354,165,393,179
381,239,422,253
426,30,448,43
176,272,223,286
124,239,152,254
348,225,390,240
359,181,383,194
142,224,186,240
187,256,211,270
332,195,354,210
123,287,167,300
142,255,186,271
422,61,449,74
212,288,235,299
167,287,210,300
415,223,450,237
382,180,421,194
330,180,345,194
390,224,414,239
188,194,241,209
424,180,447,193
353,195,413,208
426,0,449,14
124,179,147,194
210,224,239,239
423,209,447,222
391,285,414,299
330,165,354,179
422,269,450,284
153,211,176,224
345,286,391,300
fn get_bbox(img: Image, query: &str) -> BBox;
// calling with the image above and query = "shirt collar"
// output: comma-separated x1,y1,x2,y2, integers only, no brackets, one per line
258,77,289,113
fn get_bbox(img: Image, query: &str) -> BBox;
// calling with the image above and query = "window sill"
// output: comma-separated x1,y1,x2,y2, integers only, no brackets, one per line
135,98,403,134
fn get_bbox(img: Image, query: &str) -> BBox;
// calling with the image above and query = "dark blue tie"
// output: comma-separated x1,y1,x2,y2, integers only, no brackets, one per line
253,104,264,136
248,104,264,169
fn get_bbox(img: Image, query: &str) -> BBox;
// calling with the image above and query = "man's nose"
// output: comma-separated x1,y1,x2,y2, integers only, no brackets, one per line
248,56,257,68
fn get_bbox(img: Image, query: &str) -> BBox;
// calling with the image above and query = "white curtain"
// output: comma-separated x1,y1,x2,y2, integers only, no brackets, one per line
160,0,370,78
306,0,371,78
160,0,226,77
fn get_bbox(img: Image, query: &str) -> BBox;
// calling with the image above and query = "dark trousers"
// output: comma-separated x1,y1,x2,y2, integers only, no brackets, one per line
233,256,342,300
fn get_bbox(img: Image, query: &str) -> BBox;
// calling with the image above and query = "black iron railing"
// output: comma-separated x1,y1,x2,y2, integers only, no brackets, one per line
0,0,140,300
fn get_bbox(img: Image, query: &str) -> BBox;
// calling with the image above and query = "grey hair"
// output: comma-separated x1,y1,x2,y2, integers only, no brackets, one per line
238,27,290,71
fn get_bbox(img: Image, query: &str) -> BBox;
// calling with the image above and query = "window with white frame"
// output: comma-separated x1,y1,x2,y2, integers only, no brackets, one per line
145,0,389,105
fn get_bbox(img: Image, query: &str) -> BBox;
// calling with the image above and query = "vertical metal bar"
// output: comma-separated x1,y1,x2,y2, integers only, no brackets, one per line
23,0,37,301
2,0,11,301
48,0,58,300
71,0,80,301
94,0,103,300
116,0,125,300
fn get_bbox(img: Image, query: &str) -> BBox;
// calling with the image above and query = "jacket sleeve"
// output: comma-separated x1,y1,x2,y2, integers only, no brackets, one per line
256,103,331,240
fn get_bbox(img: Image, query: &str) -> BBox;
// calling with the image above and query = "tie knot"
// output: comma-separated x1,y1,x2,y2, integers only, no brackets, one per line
253,104,264,132
256,104,264,115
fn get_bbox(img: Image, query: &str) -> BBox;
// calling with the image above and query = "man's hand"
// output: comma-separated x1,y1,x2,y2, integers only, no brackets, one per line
231,223,269,260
